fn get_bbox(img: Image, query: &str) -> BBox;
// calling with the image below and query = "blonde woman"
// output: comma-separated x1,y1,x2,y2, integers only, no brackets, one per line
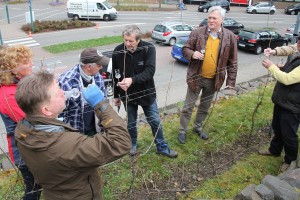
0,45,41,199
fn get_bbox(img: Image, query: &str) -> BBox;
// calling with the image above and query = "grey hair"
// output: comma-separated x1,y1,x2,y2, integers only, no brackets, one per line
122,25,142,41
208,6,226,18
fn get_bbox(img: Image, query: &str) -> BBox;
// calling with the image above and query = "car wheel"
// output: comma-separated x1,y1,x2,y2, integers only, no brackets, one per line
203,8,208,13
103,15,111,21
169,38,176,46
251,10,257,14
291,11,297,15
270,10,275,15
73,15,80,20
255,45,262,55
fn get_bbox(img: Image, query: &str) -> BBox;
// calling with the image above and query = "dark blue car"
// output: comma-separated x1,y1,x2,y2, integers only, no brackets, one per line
171,36,189,64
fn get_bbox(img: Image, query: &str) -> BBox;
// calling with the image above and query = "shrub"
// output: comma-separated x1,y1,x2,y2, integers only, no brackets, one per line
21,20,96,33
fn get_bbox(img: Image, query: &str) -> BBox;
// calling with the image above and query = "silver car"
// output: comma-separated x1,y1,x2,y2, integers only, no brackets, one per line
285,24,300,41
246,2,276,14
151,21,194,46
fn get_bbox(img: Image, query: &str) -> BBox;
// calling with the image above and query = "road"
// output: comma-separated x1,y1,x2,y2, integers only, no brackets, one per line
0,1,294,153
0,2,297,37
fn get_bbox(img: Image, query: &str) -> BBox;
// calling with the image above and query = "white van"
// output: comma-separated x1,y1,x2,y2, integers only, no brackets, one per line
67,0,118,21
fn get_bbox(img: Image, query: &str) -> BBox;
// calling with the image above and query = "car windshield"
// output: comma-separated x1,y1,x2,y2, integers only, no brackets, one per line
239,31,256,38
293,3,300,7
102,1,112,9
252,2,260,6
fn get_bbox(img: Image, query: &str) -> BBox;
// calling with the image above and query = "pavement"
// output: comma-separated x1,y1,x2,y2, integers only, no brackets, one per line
0,21,54,57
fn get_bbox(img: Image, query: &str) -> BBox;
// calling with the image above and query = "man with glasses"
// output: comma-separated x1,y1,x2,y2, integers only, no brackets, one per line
259,36,300,172
59,48,110,136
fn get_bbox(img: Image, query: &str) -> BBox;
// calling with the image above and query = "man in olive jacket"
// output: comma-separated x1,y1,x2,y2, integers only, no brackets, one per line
178,6,238,144
14,71,131,200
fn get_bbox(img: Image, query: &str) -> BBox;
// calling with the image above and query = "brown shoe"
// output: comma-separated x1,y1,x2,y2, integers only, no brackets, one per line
258,149,280,157
280,163,290,173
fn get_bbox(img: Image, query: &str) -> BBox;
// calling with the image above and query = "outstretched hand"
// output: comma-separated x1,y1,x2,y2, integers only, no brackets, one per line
83,84,104,107
264,48,276,57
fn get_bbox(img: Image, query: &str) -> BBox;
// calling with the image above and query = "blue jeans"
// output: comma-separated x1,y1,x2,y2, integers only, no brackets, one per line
127,100,166,148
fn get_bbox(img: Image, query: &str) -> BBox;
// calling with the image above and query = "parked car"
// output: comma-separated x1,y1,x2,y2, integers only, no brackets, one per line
199,17,244,34
171,36,189,64
237,29,288,54
183,0,207,4
198,0,230,12
246,2,276,14
285,24,300,41
284,3,300,15
151,21,194,46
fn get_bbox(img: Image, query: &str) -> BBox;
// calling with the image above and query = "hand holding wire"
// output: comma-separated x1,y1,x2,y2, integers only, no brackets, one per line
262,59,274,69
264,48,276,57
118,78,132,91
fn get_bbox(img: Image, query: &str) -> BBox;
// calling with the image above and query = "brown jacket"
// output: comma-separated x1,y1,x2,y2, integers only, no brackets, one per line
183,26,238,92
15,102,131,200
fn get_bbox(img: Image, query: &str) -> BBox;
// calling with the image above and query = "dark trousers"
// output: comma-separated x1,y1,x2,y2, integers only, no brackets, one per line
269,105,300,164
19,165,42,200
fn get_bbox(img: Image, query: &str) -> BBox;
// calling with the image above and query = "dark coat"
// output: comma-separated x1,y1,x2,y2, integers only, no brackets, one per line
15,103,131,200
182,26,238,92
272,57,300,113
112,40,157,106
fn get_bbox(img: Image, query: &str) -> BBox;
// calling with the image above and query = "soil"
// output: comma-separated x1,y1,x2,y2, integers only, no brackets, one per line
117,126,272,200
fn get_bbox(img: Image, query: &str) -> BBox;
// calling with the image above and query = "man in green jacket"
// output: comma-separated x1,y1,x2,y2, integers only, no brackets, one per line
14,71,131,200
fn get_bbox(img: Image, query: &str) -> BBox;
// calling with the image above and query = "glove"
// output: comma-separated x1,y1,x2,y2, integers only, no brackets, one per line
82,84,104,107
